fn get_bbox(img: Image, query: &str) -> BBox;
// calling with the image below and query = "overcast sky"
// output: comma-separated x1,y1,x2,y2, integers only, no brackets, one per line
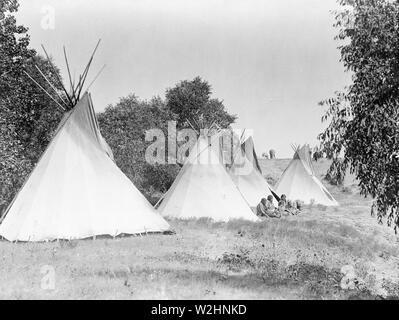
16,0,350,158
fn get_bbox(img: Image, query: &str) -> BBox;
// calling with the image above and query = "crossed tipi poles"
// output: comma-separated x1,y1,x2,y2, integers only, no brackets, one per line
23,39,105,112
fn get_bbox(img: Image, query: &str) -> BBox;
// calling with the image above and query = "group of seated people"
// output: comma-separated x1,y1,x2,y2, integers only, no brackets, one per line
256,194,301,219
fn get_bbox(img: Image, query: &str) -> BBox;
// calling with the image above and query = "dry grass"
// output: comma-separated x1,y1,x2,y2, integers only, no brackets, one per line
0,159,398,300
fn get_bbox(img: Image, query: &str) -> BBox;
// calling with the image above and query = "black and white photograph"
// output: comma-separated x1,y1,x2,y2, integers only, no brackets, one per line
0,0,398,306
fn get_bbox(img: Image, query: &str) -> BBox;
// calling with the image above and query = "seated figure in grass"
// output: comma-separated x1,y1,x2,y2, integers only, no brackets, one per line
287,199,301,215
278,194,290,216
256,196,281,218
293,200,303,214
278,194,302,216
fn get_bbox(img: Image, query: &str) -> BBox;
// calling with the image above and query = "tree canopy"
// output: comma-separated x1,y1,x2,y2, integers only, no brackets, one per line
165,76,237,129
318,0,399,231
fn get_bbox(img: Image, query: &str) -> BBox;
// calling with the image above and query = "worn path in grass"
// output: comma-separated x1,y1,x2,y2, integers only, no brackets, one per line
0,159,398,299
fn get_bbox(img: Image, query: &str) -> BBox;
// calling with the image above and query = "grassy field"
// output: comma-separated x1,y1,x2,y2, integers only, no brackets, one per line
0,159,398,300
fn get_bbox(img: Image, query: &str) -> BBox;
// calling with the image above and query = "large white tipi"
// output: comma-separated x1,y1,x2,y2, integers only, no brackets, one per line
228,129,276,207
157,132,259,222
275,145,339,206
0,93,170,241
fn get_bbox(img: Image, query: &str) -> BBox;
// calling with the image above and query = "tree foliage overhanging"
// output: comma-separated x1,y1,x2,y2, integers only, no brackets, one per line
318,0,399,231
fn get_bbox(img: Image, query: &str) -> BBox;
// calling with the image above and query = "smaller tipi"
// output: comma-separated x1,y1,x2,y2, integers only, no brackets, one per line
157,132,259,222
275,144,339,206
228,129,277,207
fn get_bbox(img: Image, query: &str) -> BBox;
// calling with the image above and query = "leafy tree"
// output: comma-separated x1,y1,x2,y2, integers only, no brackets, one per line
2,56,65,160
165,76,237,129
318,0,399,231
0,0,33,89
97,95,180,203
0,121,32,212
0,1,65,214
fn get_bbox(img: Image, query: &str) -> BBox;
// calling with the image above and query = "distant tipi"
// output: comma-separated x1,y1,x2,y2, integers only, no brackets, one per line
275,144,339,206
157,132,259,222
228,129,277,207
0,93,170,241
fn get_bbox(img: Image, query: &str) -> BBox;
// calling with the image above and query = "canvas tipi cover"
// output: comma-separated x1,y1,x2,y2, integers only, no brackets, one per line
228,130,277,207
157,134,259,222
237,129,262,173
275,145,339,206
0,93,170,241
